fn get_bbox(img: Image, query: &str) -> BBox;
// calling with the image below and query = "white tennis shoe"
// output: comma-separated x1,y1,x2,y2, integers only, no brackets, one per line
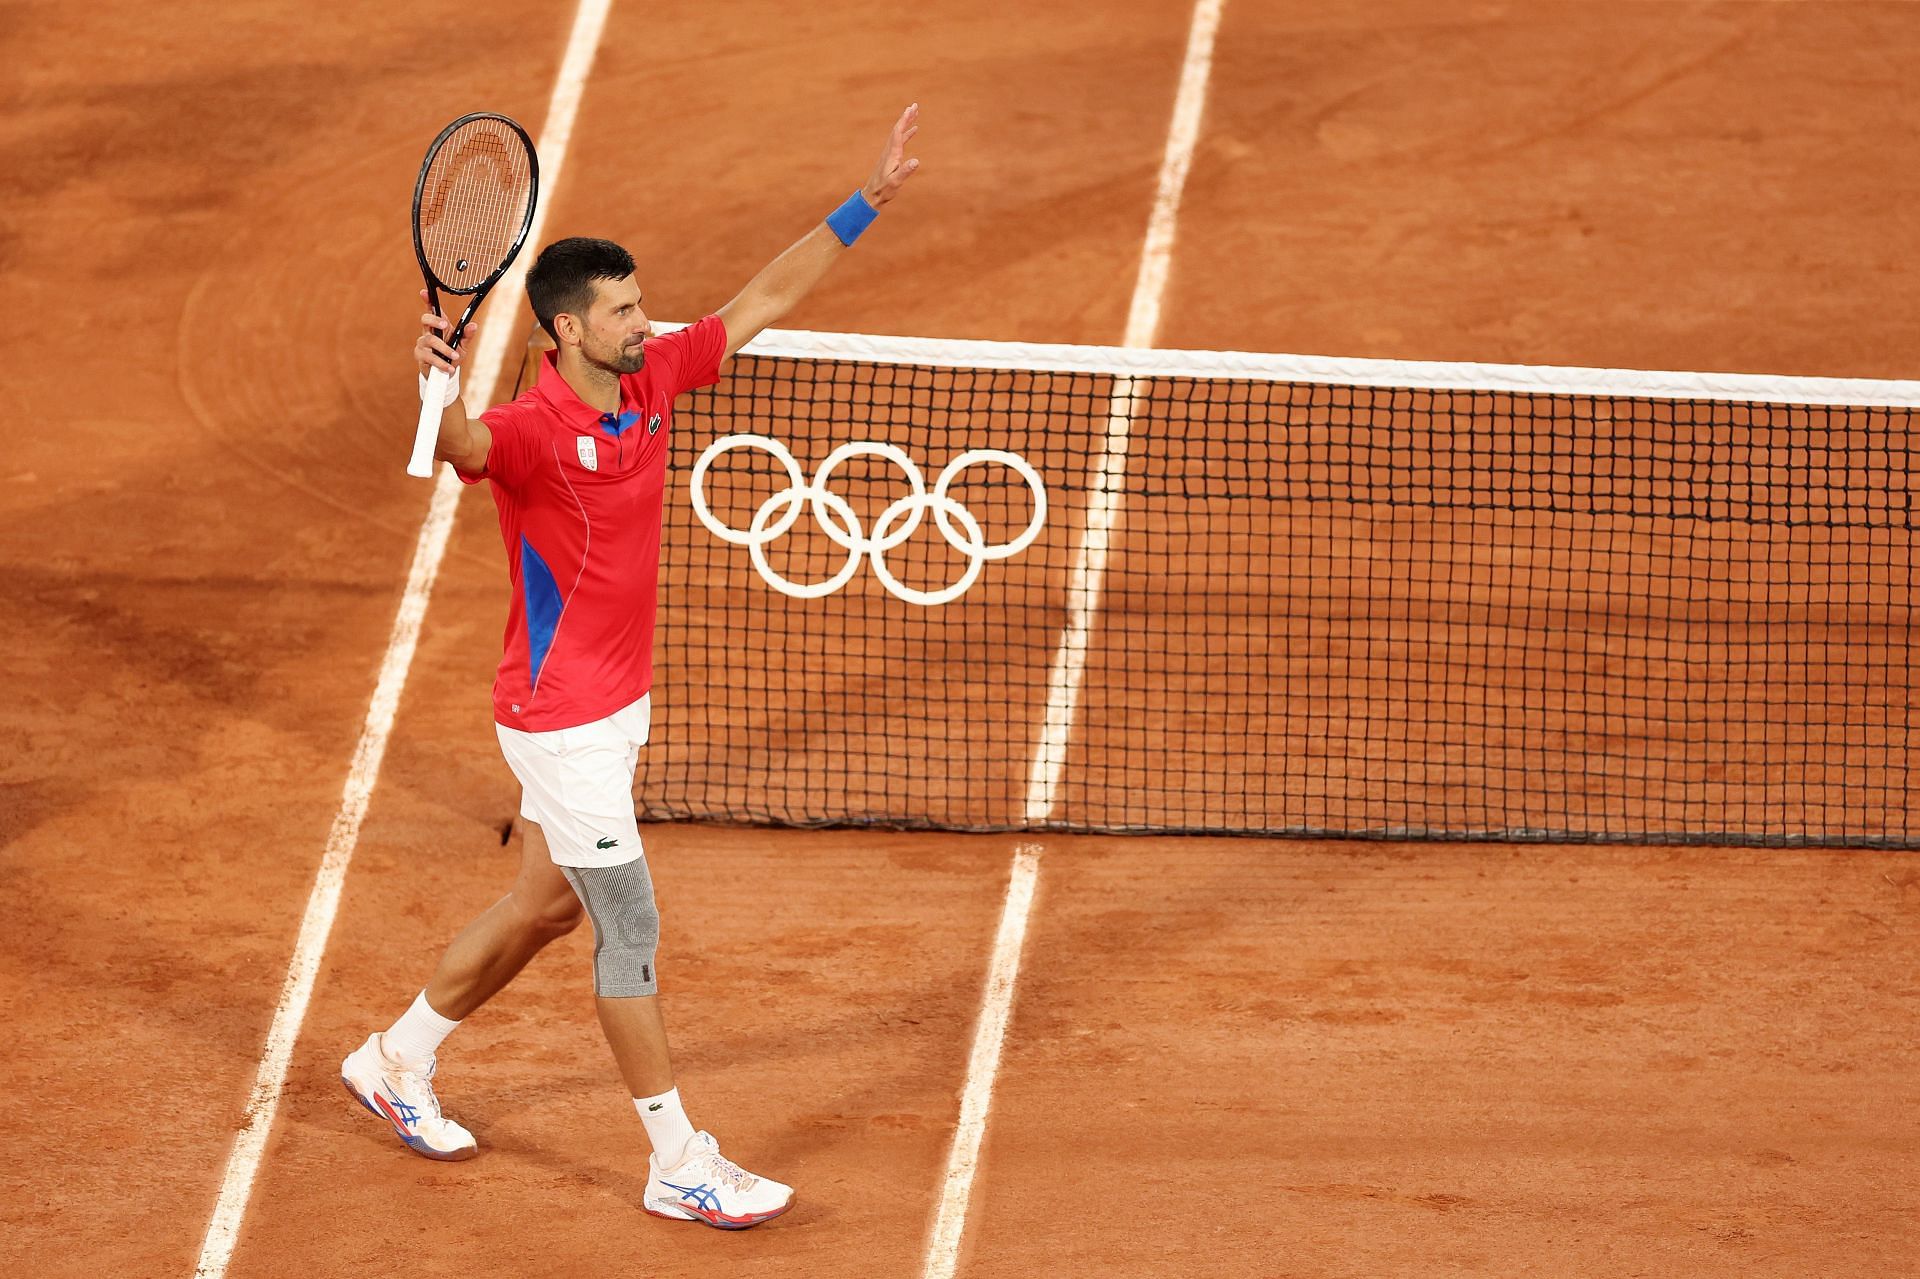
340,1032,477,1162
643,1131,794,1229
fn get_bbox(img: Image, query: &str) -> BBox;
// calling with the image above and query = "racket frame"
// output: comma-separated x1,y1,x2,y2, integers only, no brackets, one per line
408,111,540,478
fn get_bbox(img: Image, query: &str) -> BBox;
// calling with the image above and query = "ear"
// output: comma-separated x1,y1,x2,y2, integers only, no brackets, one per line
554,313,583,348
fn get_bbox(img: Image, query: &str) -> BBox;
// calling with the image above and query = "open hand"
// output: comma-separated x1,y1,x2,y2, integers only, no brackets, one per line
862,103,921,208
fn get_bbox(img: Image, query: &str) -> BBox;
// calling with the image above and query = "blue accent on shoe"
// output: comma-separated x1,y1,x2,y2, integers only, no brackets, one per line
341,1074,475,1162
521,536,562,687
662,1181,723,1213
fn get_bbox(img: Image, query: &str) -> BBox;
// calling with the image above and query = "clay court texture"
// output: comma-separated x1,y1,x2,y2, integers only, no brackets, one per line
5,1,1919,1276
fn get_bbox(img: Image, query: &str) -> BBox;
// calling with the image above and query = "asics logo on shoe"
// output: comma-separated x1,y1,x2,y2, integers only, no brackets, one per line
596,836,619,849
379,1092,422,1129
662,1181,724,1213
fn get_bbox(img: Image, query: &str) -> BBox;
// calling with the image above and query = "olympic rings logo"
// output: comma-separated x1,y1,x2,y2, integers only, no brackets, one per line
689,434,1047,606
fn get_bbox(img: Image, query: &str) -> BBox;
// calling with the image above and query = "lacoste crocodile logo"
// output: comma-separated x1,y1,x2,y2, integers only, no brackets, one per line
596,836,619,850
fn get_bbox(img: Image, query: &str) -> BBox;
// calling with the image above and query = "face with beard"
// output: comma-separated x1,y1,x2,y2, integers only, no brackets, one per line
565,273,652,375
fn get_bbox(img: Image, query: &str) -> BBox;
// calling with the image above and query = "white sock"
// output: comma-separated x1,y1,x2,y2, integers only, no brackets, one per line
635,1087,697,1167
383,991,460,1067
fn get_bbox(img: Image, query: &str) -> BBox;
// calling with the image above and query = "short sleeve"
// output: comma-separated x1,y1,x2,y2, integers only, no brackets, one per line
459,399,537,487
644,314,728,398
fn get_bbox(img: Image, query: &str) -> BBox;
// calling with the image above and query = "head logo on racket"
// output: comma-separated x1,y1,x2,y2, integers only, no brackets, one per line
689,435,1047,607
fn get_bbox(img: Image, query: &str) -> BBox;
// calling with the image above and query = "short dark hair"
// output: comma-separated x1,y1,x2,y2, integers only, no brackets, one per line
526,237,635,341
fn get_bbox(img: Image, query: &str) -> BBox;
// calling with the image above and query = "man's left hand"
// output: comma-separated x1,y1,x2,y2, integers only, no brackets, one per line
862,103,921,208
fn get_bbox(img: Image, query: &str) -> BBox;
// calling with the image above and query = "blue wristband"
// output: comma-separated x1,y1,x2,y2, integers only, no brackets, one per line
825,190,879,246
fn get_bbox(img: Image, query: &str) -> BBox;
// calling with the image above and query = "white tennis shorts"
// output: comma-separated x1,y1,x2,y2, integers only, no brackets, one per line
495,693,650,868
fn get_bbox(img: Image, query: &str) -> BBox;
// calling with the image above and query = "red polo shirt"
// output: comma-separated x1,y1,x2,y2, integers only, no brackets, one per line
458,315,727,732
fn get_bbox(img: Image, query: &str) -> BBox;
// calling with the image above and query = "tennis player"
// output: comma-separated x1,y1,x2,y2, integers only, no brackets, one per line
342,105,920,1229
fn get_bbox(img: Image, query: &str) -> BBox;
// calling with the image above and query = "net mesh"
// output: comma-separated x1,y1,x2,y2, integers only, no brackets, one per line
545,330,1918,847
416,118,533,292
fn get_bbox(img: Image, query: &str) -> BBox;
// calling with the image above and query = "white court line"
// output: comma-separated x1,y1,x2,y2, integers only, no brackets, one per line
189,4,613,1274
921,844,1043,1279
1025,0,1224,821
921,6,1227,1279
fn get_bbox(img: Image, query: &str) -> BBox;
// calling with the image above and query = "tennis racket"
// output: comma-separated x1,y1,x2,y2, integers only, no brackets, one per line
407,112,539,478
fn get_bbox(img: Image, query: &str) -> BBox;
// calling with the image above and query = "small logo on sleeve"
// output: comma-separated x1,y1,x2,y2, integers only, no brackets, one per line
576,436,599,471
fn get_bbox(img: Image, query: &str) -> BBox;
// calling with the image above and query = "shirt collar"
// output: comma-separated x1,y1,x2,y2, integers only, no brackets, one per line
533,349,640,436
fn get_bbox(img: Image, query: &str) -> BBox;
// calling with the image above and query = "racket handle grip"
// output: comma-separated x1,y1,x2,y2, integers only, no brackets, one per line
408,366,453,478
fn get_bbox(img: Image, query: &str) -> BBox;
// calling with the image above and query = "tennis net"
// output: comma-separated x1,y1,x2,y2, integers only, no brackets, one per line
524,327,1919,847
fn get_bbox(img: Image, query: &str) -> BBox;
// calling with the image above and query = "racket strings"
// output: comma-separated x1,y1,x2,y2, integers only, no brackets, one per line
419,119,533,291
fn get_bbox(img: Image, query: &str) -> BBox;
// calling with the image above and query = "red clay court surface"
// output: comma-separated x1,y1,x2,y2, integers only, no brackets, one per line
4,2,1919,1276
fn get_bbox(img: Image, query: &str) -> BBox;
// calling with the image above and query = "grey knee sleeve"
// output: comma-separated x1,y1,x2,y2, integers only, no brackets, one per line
561,858,660,997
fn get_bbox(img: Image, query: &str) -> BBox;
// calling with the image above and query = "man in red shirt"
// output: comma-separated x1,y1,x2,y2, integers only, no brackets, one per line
342,105,920,1229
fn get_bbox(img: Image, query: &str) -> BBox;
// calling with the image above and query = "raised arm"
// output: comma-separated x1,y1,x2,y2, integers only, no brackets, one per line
412,290,493,473
716,104,921,361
